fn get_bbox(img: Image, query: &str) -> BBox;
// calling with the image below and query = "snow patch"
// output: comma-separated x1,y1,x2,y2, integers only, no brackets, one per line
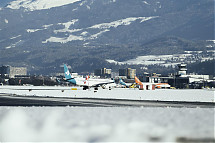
4,19,8,24
54,28,82,34
57,19,78,29
206,45,213,48
44,29,109,43
86,5,90,10
27,24,54,33
143,1,150,5
90,29,110,39
5,40,22,49
23,50,30,53
72,7,78,11
83,42,90,46
27,29,42,33
207,40,215,44
106,59,124,65
10,35,21,40
207,50,215,53
104,0,117,5
43,35,84,44
89,16,158,29
140,17,158,23
79,0,87,6
5,46,12,49
43,16,157,44
42,24,53,28
54,19,79,33
184,51,203,54
81,31,88,36
7,0,82,11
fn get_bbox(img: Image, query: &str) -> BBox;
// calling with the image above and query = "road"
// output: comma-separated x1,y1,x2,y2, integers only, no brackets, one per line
0,93,214,108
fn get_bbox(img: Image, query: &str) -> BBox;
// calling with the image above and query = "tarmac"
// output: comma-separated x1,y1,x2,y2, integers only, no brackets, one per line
0,93,214,108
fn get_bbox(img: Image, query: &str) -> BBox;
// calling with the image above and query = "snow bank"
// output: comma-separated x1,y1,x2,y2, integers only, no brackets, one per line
0,107,213,142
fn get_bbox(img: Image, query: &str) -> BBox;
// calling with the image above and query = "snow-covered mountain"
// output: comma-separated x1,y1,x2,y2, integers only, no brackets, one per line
0,0,214,74
7,0,82,11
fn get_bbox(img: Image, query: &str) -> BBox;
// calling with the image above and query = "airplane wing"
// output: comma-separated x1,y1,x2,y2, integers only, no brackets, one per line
91,81,115,87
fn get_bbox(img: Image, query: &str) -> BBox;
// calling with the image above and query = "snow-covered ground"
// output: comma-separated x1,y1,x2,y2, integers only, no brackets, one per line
0,86,214,142
0,85,214,103
0,107,214,142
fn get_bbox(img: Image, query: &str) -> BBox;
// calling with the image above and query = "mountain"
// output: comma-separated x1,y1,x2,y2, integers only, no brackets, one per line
0,0,214,74
188,60,215,76
0,0,14,7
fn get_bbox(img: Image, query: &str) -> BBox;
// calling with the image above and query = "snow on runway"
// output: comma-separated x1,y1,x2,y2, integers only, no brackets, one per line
0,85,214,103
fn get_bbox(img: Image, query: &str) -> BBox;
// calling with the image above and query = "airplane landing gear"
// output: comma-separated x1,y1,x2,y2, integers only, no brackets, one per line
83,86,88,90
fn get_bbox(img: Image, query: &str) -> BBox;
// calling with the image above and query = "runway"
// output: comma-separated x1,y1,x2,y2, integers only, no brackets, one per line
0,93,214,108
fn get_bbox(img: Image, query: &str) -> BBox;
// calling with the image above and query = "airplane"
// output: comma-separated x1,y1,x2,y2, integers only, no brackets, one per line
135,76,143,86
155,83,171,89
135,76,172,90
135,76,156,90
119,78,134,88
64,64,115,90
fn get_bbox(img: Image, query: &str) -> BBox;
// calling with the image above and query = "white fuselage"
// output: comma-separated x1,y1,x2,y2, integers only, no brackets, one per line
75,77,114,87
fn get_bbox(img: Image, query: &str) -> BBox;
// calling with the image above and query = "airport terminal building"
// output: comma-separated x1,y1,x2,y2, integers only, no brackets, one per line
0,65,27,78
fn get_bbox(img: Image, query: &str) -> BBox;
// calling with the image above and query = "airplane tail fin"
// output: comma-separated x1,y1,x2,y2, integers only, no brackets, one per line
64,64,73,80
135,76,143,85
85,75,90,80
119,78,126,86
64,64,76,84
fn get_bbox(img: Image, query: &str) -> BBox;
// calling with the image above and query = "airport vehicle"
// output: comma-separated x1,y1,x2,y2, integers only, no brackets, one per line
64,64,114,90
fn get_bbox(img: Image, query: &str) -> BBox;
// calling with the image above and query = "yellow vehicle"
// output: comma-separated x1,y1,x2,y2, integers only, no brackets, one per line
129,84,136,88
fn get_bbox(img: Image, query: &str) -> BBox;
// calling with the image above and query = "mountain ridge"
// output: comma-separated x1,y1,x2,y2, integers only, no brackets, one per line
0,0,214,74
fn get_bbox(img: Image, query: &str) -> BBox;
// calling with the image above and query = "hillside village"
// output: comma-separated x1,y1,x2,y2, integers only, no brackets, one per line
107,49,215,67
